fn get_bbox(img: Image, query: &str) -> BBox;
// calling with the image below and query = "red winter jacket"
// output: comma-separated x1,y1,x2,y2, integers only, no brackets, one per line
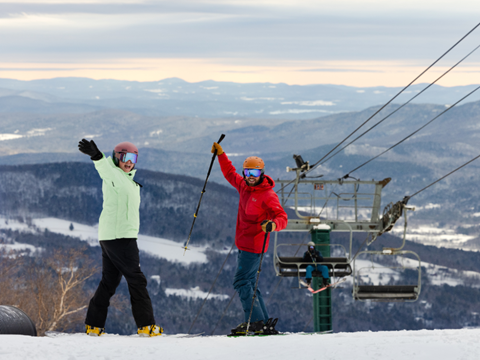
218,153,288,254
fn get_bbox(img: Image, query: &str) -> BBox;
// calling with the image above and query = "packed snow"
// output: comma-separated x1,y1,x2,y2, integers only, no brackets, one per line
0,134,23,141
0,241,38,255
269,109,332,115
2,328,480,360
390,224,476,248
0,217,208,264
165,286,229,300
350,256,480,288
3,216,480,286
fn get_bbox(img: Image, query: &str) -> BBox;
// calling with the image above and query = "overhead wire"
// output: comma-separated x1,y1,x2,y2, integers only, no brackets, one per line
405,152,480,201
317,184,341,219
349,152,480,259
268,24,480,195
342,84,480,178
318,44,480,167
309,38,480,268
275,177,297,196
307,22,480,171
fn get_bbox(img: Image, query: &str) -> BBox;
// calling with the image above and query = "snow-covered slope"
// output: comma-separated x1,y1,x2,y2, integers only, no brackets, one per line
4,216,480,286
2,328,480,360
0,217,208,264
352,258,480,288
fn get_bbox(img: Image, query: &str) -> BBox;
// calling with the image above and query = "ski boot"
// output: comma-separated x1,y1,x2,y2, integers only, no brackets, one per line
229,320,264,336
306,278,312,286
322,278,330,288
261,318,279,335
85,325,105,336
138,324,164,337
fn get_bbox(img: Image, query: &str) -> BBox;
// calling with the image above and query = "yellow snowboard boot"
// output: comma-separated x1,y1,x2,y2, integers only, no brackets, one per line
137,324,164,337
85,325,105,336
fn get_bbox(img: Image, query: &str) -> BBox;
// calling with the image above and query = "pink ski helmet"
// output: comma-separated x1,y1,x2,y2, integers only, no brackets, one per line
112,141,139,167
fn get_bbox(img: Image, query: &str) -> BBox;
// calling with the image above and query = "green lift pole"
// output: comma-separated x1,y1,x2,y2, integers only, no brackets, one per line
312,226,332,332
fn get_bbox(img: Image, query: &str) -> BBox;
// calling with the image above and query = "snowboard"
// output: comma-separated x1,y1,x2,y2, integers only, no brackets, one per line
299,277,347,293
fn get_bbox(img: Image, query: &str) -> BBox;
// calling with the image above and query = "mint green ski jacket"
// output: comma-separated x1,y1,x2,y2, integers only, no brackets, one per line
94,155,141,241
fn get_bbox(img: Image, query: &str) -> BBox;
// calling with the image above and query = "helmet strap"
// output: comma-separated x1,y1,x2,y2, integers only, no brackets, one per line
112,150,119,167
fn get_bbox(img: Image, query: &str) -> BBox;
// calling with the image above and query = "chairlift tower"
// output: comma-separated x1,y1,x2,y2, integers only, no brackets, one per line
273,155,421,332
311,224,332,332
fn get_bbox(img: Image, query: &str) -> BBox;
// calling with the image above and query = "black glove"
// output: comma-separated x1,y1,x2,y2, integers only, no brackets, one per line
78,139,102,161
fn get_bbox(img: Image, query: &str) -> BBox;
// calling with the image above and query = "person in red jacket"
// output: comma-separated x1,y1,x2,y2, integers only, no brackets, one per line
211,142,288,335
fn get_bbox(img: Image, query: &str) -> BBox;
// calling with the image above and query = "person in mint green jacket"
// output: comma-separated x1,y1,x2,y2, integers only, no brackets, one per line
78,139,162,337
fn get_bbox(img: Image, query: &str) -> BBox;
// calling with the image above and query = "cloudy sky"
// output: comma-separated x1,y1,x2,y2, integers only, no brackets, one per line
1,0,479,86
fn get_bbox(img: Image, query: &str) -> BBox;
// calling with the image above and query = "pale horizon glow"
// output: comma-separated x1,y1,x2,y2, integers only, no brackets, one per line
0,59,479,87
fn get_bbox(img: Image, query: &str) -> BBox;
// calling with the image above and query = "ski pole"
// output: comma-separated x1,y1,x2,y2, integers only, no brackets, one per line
183,134,225,255
245,221,272,335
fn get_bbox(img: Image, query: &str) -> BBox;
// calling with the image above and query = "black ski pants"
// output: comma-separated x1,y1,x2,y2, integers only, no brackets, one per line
85,238,155,328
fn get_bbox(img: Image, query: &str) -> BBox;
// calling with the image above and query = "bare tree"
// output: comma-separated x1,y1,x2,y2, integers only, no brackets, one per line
0,249,29,309
0,246,132,336
27,248,99,335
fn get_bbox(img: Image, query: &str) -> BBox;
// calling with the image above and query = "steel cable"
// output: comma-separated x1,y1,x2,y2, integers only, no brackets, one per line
318,44,480,167
308,22,480,170
406,153,480,200
343,85,480,178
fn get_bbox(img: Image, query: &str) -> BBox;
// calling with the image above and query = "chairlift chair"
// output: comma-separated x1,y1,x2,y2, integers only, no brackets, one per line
352,206,422,302
352,249,421,302
273,238,352,288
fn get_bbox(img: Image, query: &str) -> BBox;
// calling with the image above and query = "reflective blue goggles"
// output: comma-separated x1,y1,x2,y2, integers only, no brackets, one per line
119,152,138,164
244,168,262,177
309,245,315,250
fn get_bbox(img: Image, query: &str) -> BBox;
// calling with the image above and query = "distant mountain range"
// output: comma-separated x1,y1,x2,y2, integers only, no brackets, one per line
0,98,479,159
0,77,479,119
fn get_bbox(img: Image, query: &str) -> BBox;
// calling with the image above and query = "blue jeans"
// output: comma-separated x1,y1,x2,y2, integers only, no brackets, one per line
233,250,269,323
306,264,330,280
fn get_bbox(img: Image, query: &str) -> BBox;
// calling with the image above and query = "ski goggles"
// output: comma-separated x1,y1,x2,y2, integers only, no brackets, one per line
118,152,138,164
243,168,262,177
309,245,315,250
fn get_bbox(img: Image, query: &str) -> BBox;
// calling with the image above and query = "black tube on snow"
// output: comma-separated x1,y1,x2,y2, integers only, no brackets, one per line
0,305,37,336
